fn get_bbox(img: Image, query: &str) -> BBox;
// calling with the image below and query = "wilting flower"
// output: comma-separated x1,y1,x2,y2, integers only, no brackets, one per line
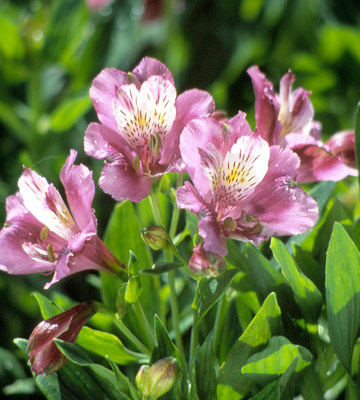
247,66,357,182
85,57,214,202
177,113,318,256
189,243,226,274
0,150,123,288
27,301,99,375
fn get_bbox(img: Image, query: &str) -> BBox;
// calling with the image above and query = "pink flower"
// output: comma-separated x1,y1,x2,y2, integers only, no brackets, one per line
0,150,124,288
27,302,99,375
189,243,226,275
85,57,214,202
247,66,357,182
177,114,318,257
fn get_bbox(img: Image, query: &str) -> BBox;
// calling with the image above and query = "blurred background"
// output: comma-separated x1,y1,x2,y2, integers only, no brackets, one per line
1,0,359,397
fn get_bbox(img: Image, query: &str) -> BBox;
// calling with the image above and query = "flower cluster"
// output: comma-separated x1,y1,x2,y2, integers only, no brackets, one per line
0,57,357,375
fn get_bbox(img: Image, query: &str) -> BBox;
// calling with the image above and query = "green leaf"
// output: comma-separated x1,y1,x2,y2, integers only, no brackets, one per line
271,238,323,322
14,338,61,400
151,316,188,400
326,222,360,372
293,243,325,296
194,332,218,400
54,340,130,400
77,326,146,365
355,101,360,193
106,357,140,400
217,292,282,399
50,95,91,132
241,336,312,386
248,357,299,400
140,261,182,275
192,269,239,322
31,291,63,319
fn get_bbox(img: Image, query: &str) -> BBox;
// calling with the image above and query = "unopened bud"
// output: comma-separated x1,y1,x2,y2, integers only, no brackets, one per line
136,357,178,399
140,226,173,251
189,243,226,275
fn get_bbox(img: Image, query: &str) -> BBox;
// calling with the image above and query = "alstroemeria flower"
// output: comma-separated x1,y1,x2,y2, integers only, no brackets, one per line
0,150,123,288
247,66,357,182
27,301,99,375
85,57,215,202
177,113,318,257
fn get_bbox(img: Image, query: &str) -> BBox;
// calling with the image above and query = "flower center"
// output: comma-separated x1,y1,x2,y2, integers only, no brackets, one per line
112,76,177,168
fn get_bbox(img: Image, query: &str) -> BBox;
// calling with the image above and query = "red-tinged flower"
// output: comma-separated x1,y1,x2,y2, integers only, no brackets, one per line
189,243,226,275
27,302,99,375
177,113,318,256
0,150,124,288
85,57,214,202
247,66,357,182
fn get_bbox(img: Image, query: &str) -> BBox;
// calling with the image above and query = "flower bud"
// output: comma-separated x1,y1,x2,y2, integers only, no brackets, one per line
140,226,173,251
27,301,99,375
136,357,178,399
189,243,226,275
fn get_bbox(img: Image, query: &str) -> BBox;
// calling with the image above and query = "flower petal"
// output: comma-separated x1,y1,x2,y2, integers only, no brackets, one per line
0,194,55,274
243,146,318,235
180,117,224,199
90,68,129,130
160,89,215,167
84,122,134,162
247,66,281,144
60,150,97,232
133,57,175,85
18,168,77,241
99,159,153,202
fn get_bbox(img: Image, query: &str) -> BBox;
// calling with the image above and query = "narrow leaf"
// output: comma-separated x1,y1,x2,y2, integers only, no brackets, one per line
271,238,323,322
217,292,282,399
31,292,63,319
326,222,360,372
193,269,239,322
140,262,182,275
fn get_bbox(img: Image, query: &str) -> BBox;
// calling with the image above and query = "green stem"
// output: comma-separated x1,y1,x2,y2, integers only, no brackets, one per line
133,299,157,348
167,268,186,360
113,315,151,357
189,308,199,372
213,296,225,355
149,190,165,227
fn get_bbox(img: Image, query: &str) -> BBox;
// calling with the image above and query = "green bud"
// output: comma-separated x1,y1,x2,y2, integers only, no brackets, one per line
136,357,178,399
135,364,150,393
140,226,173,251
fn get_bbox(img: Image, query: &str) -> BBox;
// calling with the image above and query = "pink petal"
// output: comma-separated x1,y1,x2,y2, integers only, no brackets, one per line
160,89,215,167
90,68,129,130
243,146,318,235
247,66,281,144
176,181,209,215
99,159,153,202
60,150,97,232
132,57,174,85
18,168,77,241
84,122,134,162
0,194,55,274
180,117,223,199
199,216,227,257
294,144,357,183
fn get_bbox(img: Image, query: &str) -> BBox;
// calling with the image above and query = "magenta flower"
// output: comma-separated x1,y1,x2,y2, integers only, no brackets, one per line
177,113,318,257
86,0,113,12
0,150,123,288
85,57,215,202
27,301,99,375
247,66,357,182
